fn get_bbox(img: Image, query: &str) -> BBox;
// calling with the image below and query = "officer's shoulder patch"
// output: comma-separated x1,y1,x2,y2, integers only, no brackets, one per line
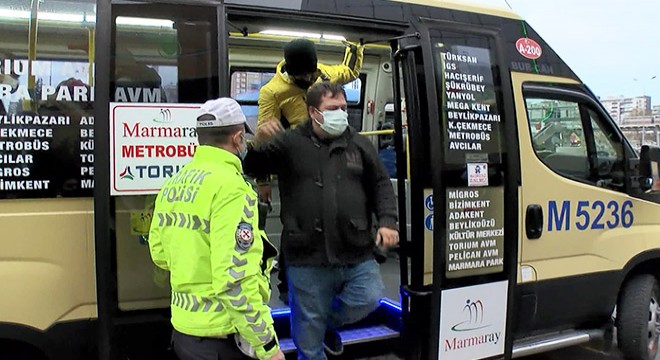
235,222,254,250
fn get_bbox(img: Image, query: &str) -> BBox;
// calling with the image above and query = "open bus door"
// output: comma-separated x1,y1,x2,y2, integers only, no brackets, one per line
393,19,520,360
423,21,519,360
223,5,410,357
94,1,226,359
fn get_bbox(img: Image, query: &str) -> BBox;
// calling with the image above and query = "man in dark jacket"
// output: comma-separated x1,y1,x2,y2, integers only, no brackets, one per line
244,82,399,360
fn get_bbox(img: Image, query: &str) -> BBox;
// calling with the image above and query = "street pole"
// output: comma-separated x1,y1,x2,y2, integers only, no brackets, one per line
642,125,646,144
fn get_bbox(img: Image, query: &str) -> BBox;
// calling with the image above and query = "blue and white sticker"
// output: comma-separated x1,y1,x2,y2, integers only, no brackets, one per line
425,195,434,212
425,214,434,231
235,222,254,250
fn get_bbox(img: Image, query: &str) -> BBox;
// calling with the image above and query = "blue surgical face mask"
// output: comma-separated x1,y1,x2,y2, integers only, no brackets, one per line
314,108,348,137
237,135,248,160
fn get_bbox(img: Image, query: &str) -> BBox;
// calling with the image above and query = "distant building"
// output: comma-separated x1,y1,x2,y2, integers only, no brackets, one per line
620,115,655,126
653,104,660,116
601,96,651,124
618,115,660,151
230,71,274,99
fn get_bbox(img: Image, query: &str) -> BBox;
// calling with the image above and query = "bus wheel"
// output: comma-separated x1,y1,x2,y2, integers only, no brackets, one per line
617,274,660,360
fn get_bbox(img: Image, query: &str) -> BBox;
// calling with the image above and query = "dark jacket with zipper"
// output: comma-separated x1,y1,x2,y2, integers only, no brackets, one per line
244,120,398,266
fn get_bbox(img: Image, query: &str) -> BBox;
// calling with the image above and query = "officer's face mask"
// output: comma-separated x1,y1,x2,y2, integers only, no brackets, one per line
313,108,349,137
234,133,248,160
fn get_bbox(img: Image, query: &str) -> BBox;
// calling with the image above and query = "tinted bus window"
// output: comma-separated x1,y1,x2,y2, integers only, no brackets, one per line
0,0,96,199
432,31,505,173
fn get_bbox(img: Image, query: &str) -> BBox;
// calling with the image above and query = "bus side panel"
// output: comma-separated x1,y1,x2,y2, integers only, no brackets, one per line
0,199,96,329
512,72,660,332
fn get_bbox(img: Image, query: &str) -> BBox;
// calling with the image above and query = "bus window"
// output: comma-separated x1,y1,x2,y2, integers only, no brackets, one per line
231,70,275,101
0,0,96,199
377,103,397,178
345,74,365,131
231,69,362,105
525,98,590,181
344,77,363,105
230,69,275,133
229,68,365,132
111,5,219,311
525,93,627,190
432,31,505,173
588,108,626,187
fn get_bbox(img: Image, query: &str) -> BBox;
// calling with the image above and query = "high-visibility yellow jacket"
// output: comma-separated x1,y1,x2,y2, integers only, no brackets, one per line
148,146,279,359
257,42,364,128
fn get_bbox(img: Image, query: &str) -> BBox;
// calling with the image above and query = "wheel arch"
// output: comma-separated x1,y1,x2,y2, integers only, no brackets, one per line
0,320,95,360
620,250,660,288
0,322,51,359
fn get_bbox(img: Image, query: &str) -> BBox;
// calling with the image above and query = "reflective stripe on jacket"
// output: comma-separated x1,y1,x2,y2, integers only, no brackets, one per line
148,146,279,359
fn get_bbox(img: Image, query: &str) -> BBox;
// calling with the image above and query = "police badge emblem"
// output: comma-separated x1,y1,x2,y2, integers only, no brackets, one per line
235,222,254,250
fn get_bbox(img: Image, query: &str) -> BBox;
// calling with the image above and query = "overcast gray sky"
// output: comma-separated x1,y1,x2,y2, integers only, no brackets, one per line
473,0,659,104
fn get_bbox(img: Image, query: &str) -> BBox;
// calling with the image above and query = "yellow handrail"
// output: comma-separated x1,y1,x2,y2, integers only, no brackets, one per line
24,0,39,112
359,129,395,137
359,128,411,180
88,28,95,86
406,127,410,180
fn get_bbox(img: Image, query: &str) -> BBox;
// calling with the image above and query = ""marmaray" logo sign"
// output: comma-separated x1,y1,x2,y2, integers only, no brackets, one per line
439,281,508,360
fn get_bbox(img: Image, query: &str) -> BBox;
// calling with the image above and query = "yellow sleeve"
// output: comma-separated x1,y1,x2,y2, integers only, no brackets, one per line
257,83,281,126
148,192,170,271
210,186,279,359
324,42,364,84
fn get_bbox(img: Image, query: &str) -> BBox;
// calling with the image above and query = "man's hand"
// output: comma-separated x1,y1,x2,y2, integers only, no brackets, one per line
258,183,272,204
255,119,284,146
376,227,399,248
267,349,285,360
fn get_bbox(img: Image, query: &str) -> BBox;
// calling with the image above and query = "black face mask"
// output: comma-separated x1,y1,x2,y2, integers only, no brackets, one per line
293,78,313,90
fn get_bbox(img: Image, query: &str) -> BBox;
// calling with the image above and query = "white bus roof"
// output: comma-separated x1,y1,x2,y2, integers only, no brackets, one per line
389,0,522,20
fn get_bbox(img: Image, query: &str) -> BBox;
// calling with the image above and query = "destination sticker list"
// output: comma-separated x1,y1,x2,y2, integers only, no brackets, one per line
445,187,504,278
442,49,503,163
80,115,95,191
0,112,94,198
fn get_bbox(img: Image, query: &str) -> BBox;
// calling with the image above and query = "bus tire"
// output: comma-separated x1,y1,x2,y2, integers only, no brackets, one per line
617,274,660,360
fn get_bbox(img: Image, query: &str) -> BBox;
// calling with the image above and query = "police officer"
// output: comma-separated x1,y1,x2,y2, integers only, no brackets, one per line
148,98,284,360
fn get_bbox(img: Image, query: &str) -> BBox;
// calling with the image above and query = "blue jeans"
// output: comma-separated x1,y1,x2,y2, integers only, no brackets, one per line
287,260,384,360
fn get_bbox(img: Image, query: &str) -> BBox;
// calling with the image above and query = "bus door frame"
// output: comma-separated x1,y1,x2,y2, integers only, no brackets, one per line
392,37,433,360
409,18,520,360
94,1,227,359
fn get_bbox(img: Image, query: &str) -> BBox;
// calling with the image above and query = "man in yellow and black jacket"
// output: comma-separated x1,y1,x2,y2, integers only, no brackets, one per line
257,38,364,302
257,38,363,129
148,98,284,360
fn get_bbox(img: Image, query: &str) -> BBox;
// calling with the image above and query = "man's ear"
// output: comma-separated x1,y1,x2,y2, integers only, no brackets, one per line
232,130,243,146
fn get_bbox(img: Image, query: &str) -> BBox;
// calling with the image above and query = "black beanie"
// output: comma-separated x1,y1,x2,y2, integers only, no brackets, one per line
284,39,318,76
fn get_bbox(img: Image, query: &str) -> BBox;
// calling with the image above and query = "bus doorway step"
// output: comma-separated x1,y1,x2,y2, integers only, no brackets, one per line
280,324,399,358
